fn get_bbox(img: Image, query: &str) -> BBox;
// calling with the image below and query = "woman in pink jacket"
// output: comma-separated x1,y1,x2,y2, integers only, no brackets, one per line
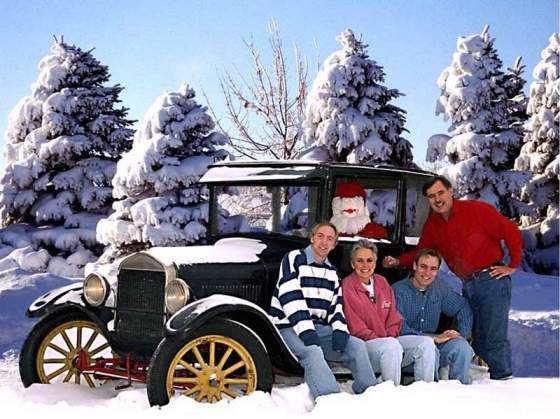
342,240,436,384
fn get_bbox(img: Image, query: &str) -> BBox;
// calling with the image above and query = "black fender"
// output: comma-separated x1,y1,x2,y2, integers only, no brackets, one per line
27,283,85,318
28,303,113,342
27,282,116,320
167,295,302,375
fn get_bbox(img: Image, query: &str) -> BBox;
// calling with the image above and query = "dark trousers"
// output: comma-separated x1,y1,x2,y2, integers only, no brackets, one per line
462,271,512,379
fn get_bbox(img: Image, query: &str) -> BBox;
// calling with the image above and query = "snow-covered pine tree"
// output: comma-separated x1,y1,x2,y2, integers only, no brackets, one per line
429,26,528,217
503,57,529,135
300,29,415,168
514,33,559,274
97,85,230,255
495,56,532,219
0,38,133,276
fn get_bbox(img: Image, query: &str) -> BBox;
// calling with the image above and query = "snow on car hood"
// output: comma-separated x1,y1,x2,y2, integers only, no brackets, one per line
145,237,267,266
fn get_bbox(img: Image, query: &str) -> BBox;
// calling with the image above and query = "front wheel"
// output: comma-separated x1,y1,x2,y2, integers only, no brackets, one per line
147,319,273,405
19,311,113,388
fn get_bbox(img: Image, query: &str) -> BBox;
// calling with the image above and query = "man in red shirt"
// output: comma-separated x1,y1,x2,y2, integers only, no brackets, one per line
383,175,522,380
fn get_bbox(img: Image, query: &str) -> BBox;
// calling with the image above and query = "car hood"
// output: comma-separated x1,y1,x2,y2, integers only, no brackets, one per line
144,237,267,267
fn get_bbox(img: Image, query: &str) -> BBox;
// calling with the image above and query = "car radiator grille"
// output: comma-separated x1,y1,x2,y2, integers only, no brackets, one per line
115,269,166,342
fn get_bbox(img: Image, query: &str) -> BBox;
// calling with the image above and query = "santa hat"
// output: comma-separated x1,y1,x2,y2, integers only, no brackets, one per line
335,181,366,200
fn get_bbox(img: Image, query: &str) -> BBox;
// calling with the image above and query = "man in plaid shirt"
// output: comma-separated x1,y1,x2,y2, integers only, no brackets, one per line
392,248,474,384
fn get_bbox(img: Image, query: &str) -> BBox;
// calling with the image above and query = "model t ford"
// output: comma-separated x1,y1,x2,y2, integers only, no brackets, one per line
19,161,432,405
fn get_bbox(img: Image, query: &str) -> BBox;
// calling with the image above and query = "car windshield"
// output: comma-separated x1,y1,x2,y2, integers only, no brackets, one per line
215,185,319,237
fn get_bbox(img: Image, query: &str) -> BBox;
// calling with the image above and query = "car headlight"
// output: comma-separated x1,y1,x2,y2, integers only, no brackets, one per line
83,273,108,307
165,279,190,314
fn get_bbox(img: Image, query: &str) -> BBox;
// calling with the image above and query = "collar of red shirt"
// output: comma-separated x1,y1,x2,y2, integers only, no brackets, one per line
433,198,464,222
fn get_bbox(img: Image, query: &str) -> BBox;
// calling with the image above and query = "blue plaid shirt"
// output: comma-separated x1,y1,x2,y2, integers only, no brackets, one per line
392,277,472,338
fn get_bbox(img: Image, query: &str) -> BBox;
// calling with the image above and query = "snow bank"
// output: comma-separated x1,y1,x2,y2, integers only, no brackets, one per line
0,268,78,354
0,362,557,419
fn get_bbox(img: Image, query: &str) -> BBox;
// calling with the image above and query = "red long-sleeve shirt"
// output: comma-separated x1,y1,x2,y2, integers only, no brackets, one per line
398,199,522,279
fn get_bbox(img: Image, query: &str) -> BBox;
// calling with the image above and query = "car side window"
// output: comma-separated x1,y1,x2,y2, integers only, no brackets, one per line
217,185,318,237
365,189,396,233
405,181,430,244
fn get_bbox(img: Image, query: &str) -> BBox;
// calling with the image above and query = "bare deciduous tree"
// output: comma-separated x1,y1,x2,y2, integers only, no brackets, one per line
207,20,308,160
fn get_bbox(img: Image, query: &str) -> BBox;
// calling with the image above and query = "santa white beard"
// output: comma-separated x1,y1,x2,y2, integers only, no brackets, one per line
330,196,371,235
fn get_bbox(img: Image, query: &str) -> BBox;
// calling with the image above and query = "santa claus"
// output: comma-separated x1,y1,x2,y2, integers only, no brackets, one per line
330,181,388,239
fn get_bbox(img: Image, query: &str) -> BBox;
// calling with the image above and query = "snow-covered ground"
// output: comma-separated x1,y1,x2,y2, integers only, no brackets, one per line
0,351,558,418
0,261,557,415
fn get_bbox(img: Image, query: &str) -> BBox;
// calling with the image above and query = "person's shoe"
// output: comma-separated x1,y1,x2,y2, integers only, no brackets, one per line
492,374,513,381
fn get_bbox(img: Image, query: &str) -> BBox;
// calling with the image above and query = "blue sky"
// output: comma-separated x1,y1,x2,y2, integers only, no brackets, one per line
0,0,557,167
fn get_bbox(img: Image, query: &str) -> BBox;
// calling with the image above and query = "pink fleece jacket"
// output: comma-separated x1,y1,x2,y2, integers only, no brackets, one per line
342,272,402,340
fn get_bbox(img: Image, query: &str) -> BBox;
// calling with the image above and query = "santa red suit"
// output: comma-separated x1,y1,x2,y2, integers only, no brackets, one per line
330,181,388,239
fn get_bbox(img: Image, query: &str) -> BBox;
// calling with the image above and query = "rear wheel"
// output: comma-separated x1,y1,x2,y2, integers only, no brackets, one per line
147,319,272,405
20,311,112,388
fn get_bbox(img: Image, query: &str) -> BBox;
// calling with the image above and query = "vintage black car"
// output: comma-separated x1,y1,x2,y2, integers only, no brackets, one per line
19,161,433,405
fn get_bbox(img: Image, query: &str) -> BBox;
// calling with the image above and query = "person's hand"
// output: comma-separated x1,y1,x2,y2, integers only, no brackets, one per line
382,256,400,268
442,330,460,339
490,265,516,279
433,333,451,344
433,330,461,344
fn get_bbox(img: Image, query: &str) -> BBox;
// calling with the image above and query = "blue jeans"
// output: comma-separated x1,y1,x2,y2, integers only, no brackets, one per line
462,272,512,379
398,335,437,382
366,336,437,384
437,338,474,384
279,324,376,399
365,337,403,384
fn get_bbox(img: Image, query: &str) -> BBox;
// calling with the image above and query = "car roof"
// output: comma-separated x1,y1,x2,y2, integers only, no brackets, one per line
200,160,433,184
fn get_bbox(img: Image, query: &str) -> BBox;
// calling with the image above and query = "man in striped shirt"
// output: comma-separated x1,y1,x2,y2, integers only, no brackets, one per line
270,222,376,399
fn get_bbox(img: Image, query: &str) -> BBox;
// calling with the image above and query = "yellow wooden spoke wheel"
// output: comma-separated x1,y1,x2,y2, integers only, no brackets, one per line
35,319,112,388
166,335,257,402
147,319,272,406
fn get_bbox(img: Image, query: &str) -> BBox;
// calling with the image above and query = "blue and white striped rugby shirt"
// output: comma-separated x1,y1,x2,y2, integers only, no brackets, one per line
270,245,348,347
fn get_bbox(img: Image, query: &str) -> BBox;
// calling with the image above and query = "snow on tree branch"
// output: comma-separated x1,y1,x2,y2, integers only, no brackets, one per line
300,29,415,168
0,38,133,276
97,85,230,255
514,33,559,275
429,26,530,220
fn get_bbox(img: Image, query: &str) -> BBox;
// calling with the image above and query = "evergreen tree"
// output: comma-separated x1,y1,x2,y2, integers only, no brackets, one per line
300,29,415,167
0,38,133,276
97,85,230,254
430,26,528,217
436,25,508,135
514,33,559,274
503,57,529,135
494,56,532,219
